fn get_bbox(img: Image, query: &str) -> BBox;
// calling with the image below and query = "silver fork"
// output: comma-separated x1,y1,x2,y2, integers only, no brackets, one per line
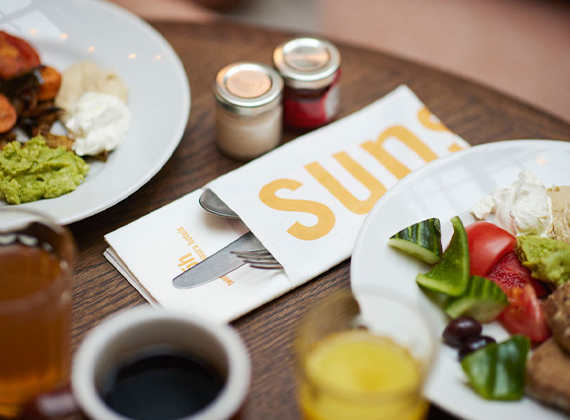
200,189,283,270
231,249,283,270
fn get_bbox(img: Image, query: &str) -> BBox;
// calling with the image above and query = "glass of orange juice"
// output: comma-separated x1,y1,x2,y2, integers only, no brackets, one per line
296,288,438,420
0,209,75,418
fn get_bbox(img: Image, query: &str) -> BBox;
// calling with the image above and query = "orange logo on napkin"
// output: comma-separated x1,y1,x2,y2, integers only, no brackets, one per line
259,123,465,241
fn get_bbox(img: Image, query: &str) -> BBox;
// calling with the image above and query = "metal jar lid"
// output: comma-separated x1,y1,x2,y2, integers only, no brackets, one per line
273,37,341,90
213,62,283,116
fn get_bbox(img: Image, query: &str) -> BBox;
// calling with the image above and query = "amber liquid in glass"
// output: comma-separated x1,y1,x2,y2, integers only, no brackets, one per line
0,243,71,418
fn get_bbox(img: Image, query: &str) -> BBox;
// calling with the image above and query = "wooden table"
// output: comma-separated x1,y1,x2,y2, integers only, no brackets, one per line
67,19,570,420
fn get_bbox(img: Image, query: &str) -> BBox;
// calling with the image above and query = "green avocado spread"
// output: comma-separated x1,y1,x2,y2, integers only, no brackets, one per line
0,136,89,204
515,235,570,286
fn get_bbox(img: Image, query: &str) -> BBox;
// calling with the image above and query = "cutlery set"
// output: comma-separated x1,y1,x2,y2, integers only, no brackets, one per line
172,189,282,289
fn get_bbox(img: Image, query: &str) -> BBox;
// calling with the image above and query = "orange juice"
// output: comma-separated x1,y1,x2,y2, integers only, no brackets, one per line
300,330,428,420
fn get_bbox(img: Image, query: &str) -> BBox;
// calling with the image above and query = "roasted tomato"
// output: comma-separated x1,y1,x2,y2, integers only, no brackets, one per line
499,284,550,343
0,31,41,80
0,94,17,133
466,221,516,276
37,66,62,101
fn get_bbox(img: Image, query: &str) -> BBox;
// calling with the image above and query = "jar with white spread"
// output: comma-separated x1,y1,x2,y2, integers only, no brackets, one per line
213,62,283,161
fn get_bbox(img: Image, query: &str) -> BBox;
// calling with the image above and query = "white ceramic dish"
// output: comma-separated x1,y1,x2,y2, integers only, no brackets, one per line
351,140,570,420
0,0,190,224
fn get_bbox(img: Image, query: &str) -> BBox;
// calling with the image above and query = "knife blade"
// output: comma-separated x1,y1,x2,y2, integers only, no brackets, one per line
172,231,264,289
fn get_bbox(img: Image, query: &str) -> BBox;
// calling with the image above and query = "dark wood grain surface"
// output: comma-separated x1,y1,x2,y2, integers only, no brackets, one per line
64,19,570,420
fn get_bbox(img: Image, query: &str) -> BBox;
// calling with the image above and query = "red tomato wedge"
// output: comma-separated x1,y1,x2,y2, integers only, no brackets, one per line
487,252,549,298
0,31,41,80
499,285,550,343
465,221,516,276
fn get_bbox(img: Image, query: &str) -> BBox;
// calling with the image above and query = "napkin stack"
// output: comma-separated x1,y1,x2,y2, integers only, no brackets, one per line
105,85,469,324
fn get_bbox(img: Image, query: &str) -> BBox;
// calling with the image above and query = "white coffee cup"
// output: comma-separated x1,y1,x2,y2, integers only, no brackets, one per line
71,306,250,420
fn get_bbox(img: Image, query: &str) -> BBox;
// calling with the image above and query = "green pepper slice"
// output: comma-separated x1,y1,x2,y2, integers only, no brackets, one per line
461,335,530,400
416,216,470,296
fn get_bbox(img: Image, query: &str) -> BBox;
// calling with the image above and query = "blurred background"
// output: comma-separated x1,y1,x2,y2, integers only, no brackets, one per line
110,0,570,123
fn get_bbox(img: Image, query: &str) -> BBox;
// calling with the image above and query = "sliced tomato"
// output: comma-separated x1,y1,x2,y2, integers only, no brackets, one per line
465,221,516,276
499,284,550,343
487,252,548,298
0,31,41,80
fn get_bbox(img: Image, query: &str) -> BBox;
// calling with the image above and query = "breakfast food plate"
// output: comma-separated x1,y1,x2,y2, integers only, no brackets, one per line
351,140,570,420
0,0,190,224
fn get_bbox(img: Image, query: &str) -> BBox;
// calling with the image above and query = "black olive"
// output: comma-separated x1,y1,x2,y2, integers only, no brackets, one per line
458,335,496,360
442,316,482,347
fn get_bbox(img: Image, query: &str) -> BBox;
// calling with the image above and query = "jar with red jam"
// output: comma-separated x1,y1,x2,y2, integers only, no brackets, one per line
273,37,341,130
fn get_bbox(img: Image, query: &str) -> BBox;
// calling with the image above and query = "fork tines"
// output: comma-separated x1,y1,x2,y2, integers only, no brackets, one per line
231,249,283,269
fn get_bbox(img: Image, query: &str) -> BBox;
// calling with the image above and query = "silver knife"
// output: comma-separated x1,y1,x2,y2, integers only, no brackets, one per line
172,231,264,289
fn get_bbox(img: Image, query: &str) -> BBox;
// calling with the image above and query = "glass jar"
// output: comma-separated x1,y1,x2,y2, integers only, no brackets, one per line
213,62,284,161
273,37,341,130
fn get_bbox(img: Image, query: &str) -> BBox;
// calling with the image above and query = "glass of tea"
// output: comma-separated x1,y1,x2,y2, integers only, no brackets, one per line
0,209,75,418
295,288,438,420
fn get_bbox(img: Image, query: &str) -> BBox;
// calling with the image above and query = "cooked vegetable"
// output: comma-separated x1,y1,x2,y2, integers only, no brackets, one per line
0,69,41,116
416,216,470,296
515,235,570,286
442,316,482,348
445,276,508,323
499,284,550,343
466,221,516,276
458,336,496,360
388,218,442,264
0,93,16,133
19,102,64,138
0,31,41,80
37,66,62,101
43,133,74,152
461,335,530,400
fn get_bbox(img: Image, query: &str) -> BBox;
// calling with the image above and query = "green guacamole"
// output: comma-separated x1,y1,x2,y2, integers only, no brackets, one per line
0,136,89,204
515,235,570,286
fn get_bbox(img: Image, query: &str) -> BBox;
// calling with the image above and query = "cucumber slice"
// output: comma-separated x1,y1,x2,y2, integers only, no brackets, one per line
416,216,470,297
445,276,508,323
388,218,442,264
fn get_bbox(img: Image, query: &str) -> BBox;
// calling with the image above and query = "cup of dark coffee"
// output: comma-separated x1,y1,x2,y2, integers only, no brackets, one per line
71,306,250,420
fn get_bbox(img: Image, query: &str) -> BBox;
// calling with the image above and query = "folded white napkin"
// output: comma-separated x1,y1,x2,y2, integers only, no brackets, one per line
105,85,469,323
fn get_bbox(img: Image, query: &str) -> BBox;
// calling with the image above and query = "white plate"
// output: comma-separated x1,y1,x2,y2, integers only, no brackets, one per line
0,0,190,224
351,140,570,420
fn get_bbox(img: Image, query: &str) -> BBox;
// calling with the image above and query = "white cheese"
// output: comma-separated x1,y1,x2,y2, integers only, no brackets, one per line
66,92,131,156
471,169,553,236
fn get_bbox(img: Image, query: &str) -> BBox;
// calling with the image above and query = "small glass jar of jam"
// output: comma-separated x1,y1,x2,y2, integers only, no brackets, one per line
273,37,341,130
213,62,284,161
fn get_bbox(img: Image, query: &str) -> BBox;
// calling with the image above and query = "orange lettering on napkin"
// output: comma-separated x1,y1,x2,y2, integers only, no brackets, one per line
259,179,336,241
305,151,386,215
417,107,450,132
361,125,437,179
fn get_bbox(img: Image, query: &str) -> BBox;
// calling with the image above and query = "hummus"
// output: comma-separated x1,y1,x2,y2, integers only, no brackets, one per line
55,60,128,118
548,186,570,244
